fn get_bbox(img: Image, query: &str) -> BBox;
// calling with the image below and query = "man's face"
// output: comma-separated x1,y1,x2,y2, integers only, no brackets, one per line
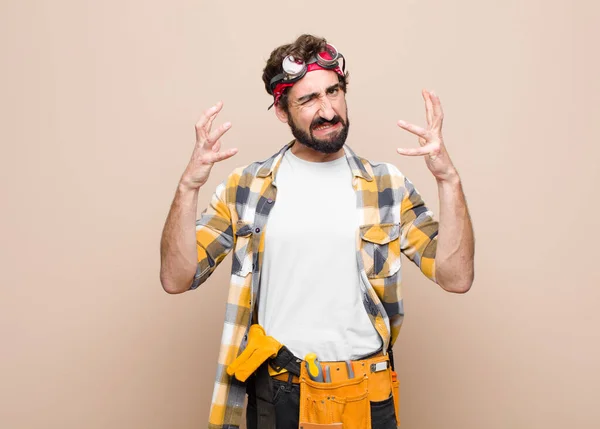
283,69,350,154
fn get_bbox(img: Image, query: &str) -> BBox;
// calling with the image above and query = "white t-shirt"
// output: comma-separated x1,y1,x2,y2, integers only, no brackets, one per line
258,149,382,361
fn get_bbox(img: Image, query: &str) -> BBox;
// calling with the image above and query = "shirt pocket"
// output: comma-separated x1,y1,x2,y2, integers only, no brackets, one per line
359,223,401,279
232,220,254,277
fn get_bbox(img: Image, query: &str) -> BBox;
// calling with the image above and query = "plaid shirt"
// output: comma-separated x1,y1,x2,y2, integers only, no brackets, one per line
191,142,438,429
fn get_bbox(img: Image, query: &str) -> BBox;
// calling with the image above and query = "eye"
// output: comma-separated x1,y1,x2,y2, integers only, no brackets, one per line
327,87,340,95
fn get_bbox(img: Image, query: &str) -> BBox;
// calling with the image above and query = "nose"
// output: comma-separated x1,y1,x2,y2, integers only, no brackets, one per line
318,96,335,121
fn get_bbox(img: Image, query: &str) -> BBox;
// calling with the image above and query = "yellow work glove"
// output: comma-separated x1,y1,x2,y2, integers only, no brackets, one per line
227,324,282,382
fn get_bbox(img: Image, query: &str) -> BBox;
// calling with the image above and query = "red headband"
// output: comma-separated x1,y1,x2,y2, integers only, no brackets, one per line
272,62,345,107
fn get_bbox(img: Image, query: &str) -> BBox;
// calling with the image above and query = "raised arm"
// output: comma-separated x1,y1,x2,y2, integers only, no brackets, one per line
159,102,238,294
396,90,474,293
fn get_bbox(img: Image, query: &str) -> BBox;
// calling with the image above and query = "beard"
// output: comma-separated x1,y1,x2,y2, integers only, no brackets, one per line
288,112,350,154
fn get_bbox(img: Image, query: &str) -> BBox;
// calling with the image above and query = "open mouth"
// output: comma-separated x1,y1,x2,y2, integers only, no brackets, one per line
312,122,341,133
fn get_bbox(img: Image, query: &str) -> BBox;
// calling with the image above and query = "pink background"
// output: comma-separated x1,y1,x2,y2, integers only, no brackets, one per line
2,1,599,428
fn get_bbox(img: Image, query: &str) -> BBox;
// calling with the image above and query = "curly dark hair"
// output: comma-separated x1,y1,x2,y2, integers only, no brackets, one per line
262,34,349,112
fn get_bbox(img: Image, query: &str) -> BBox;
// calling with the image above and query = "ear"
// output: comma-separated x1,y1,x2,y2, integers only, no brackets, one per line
274,103,289,124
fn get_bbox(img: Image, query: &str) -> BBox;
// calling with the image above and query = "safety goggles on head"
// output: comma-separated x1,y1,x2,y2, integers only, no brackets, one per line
268,44,346,109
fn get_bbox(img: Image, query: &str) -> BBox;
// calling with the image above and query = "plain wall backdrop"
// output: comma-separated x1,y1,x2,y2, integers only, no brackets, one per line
1,0,599,428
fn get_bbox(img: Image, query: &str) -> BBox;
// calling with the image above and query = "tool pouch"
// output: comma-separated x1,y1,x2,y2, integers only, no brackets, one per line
298,363,371,429
299,354,399,429
226,324,282,382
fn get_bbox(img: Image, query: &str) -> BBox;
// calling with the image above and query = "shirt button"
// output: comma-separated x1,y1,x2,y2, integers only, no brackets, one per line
255,227,261,233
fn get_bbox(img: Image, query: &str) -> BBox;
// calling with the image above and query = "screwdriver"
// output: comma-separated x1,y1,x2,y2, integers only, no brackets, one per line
345,360,355,378
304,353,324,382
324,365,331,383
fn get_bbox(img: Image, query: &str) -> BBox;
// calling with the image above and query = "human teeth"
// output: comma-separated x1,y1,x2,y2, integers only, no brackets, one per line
314,124,334,131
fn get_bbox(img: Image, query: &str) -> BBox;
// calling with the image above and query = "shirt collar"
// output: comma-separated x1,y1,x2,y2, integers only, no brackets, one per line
257,140,373,182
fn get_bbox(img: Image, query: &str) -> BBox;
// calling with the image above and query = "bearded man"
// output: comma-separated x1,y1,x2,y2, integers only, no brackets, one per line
160,34,475,429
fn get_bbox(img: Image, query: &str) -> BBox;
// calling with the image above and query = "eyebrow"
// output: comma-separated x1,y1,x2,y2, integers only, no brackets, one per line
295,83,341,104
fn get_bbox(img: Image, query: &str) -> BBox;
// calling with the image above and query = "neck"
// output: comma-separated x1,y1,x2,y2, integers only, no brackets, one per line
290,141,345,162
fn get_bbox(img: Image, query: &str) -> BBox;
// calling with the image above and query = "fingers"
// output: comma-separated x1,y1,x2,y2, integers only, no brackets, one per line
397,90,444,159
396,146,432,156
429,91,444,127
397,120,428,139
205,101,224,134
195,101,224,142
191,101,237,169
205,147,238,163
422,89,433,127
205,122,232,150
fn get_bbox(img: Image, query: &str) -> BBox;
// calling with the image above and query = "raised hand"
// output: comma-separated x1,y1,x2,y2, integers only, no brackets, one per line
180,101,238,190
396,90,457,182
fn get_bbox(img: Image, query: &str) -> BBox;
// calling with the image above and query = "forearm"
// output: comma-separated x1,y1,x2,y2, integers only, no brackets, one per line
434,172,475,293
160,182,201,294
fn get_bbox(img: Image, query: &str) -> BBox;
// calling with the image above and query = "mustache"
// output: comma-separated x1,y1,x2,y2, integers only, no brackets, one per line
311,115,343,129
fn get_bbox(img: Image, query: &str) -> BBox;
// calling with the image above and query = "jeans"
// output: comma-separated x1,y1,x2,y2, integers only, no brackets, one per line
246,377,398,429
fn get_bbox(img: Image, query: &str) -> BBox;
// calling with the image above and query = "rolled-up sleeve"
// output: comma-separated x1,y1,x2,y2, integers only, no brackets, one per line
400,176,439,282
189,179,235,290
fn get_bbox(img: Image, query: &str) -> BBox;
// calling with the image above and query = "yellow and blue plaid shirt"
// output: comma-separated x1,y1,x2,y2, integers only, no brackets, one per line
192,142,438,429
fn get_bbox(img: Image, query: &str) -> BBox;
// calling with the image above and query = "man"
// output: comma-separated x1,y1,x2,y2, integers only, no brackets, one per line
160,34,474,429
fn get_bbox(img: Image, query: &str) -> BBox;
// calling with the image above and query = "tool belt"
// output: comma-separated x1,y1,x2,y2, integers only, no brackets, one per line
296,352,399,429
228,324,400,429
